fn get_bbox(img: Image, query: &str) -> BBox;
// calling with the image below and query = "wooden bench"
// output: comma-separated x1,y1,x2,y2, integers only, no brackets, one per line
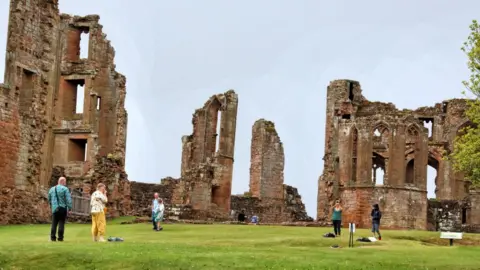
440,232,462,246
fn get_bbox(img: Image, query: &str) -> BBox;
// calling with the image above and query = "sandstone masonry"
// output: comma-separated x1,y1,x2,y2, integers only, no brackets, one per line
230,119,312,223
0,0,128,224
317,79,480,231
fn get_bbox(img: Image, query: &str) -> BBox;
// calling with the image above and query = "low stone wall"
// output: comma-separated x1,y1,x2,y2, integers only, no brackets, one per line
121,216,325,227
0,187,51,225
339,186,427,230
230,185,313,223
427,199,466,232
129,178,178,217
462,224,480,233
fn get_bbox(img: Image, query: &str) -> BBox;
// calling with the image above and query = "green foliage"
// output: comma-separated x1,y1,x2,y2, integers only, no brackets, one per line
451,20,480,186
243,191,252,198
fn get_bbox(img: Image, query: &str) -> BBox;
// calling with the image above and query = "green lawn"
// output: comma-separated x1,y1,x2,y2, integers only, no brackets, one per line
0,217,479,270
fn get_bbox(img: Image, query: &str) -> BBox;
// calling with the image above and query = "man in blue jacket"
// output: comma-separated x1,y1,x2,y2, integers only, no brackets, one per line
47,177,72,242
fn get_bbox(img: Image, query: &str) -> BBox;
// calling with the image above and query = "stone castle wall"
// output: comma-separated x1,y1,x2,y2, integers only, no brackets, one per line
0,0,128,224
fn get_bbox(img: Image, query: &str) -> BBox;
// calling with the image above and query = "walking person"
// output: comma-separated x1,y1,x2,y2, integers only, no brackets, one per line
151,193,159,230
90,183,108,242
47,177,72,242
153,198,165,231
332,200,342,236
371,204,382,240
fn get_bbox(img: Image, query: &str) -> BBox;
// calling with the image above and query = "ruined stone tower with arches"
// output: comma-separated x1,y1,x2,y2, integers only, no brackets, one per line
317,79,480,231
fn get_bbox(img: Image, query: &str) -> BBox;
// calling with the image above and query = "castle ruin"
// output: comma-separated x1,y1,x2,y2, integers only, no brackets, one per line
0,1,478,230
317,80,480,231
0,0,129,223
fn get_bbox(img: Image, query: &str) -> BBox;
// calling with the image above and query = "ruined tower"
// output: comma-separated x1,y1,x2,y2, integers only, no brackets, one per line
173,90,238,217
249,119,284,200
317,79,479,230
0,0,128,224
228,119,312,223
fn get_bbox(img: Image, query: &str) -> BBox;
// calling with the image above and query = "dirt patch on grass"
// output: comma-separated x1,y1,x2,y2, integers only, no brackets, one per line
391,235,480,246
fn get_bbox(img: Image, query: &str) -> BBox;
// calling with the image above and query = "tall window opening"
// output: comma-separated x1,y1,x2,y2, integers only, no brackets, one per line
372,153,385,185
215,111,222,152
427,156,439,199
76,84,85,114
80,31,89,59
352,127,358,182
348,82,354,101
405,159,415,184
19,69,34,113
62,78,85,117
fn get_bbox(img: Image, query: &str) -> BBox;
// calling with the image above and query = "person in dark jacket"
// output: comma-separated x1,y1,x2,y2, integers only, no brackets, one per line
371,204,382,240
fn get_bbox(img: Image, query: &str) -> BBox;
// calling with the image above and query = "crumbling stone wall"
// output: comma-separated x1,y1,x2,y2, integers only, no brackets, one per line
317,79,477,230
250,119,284,199
172,90,238,219
230,119,312,223
0,0,128,224
129,178,178,217
469,188,480,225
231,185,312,223
427,199,466,232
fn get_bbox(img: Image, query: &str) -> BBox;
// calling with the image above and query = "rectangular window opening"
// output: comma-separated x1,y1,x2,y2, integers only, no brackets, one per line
348,82,354,101
342,114,351,119
96,96,101,110
62,78,85,118
76,84,85,114
442,102,448,113
19,69,34,113
462,208,467,224
79,30,90,59
68,138,87,162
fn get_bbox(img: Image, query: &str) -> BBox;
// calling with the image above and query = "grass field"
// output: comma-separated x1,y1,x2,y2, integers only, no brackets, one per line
0,217,479,270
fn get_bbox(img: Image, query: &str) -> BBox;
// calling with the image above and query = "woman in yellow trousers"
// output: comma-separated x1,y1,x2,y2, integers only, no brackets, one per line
90,183,108,242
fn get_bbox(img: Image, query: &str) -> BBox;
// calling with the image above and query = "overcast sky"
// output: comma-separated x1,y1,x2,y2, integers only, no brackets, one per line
0,0,479,218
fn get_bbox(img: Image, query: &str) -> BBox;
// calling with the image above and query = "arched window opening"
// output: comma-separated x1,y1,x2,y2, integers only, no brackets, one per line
372,124,389,147
407,125,419,138
427,156,439,199
372,153,385,185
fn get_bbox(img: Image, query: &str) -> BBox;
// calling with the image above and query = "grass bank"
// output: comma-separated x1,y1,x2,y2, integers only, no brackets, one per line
0,218,478,269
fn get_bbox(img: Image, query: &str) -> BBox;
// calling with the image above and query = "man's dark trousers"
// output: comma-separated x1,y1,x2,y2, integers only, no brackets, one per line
50,208,67,241
152,212,157,230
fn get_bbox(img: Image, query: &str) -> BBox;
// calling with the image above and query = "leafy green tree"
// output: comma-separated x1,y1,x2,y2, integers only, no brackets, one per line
451,20,480,186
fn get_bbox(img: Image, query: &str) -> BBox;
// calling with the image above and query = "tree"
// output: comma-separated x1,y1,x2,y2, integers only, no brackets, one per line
451,20,480,186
